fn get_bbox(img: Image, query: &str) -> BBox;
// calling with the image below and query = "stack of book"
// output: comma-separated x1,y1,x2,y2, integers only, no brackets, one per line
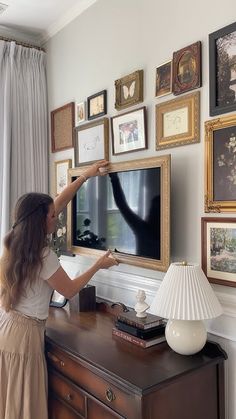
112,310,166,348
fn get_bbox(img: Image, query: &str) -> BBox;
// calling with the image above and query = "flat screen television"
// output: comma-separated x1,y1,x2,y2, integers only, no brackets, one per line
68,155,170,271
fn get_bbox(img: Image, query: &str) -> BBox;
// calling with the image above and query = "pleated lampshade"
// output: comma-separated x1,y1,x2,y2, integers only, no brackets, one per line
150,262,222,320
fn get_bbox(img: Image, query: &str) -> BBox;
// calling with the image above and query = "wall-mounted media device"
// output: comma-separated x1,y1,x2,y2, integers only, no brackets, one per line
68,155,170,271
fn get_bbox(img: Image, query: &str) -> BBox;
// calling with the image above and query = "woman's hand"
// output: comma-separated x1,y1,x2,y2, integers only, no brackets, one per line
96,250,119,270
83,160,109,180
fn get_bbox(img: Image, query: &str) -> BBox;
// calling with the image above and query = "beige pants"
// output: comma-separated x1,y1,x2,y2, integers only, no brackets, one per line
0,309,48,419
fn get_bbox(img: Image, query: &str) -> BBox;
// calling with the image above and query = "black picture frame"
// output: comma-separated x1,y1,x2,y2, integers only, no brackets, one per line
87,90,107,120
209,21,236,116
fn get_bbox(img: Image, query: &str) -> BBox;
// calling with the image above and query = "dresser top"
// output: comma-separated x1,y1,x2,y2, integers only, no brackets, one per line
46,307,226,394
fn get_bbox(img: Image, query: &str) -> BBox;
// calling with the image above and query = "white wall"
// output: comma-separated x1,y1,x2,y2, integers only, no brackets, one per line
45,1,236,417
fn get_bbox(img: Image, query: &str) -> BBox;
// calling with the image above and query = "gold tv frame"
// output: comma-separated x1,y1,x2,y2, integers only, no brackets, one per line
67,155,170,271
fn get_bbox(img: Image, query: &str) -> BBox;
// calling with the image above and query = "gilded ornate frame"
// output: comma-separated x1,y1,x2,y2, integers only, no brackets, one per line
205,114,236,212
115,70,143,110
67,155,171,272
156,91,200,150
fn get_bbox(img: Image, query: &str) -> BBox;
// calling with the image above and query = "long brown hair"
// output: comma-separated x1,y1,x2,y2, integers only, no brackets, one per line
0,192,54,311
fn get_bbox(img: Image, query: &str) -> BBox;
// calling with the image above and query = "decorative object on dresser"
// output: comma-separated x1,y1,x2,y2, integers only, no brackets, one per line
46,308,227,419
76,101,86,124
114,69,143,110
201,217,236,287
69,285,96,312
172,41,201,95
155,60,172,97
51,102,75,152
134,289,149,318
111,106,147,155
74,117,109,166
150,262,223,355
87,89,107,120
54,159,72,196
209,21,236,116
156,91,200,150
205,114,236,212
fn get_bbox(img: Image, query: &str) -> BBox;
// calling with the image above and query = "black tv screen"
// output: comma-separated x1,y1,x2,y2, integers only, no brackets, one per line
69,156,170,271
72,167,161,260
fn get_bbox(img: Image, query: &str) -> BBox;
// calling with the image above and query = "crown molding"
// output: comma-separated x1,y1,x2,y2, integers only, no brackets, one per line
0,24,41,46
40,0,97,45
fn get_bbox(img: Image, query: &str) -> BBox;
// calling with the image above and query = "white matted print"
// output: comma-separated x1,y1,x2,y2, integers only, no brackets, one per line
75,118,109,166
55,159,72,195
111,107,147,155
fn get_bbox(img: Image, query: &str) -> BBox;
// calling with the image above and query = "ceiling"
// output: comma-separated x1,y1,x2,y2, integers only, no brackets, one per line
0,0,97,43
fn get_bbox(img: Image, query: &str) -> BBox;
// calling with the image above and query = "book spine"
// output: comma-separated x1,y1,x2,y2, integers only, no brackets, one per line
117,317,164,330
112,328,147,348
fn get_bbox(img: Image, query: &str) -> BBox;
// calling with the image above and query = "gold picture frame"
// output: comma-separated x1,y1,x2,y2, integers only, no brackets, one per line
156,91,200,150
115,70,143,110
205,114,236,213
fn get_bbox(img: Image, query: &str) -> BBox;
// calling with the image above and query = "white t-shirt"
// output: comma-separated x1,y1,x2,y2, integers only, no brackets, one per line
14,248,60,320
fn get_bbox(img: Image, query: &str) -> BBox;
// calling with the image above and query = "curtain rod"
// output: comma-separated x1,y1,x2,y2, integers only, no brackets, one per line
0,35,45,52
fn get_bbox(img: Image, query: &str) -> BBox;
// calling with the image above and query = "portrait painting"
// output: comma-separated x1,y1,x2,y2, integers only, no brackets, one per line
202,217,236,287
155,61,172,97
172,41,201,95
76,102,86,125
209,22,236,115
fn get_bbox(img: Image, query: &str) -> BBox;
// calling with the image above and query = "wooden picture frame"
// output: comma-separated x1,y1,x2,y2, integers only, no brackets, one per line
51,102,75,152
201,217,236,287
76,101,86,125
74,118,109,166
111,107,147,155
156,91,200,150
209,22,236,116
87,90,107,120
172,41,201,95
115,70,143,110
205,114,236,213
155,61,172,97
55,159,72,196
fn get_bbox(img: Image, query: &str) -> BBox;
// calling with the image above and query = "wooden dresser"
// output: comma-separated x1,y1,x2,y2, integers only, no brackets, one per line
45,307,226,419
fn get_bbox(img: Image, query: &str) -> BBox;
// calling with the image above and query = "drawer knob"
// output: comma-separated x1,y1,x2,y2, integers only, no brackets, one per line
66,393,73,402
47,351,65,367
105,388,115,402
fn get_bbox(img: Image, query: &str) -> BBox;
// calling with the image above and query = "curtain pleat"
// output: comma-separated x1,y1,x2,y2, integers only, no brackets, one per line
0,41,48,252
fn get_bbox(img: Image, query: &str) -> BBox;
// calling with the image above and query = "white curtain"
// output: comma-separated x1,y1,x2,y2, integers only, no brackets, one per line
0,41,48,249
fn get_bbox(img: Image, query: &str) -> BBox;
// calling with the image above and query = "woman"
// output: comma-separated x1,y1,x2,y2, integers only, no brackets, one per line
0,160,118,419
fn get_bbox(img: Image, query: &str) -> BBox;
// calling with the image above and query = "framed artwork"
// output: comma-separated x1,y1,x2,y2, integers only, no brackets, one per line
74,118,109,166
51,102,75,152
205,114,236,213
155,61,172,97
209,22,236,116
87,90,107,120
111,106,147,155
201,217,236,287
76,102,86,125
55,159,72,196
156,91,200,150
172,41,201,95
115,70,143,110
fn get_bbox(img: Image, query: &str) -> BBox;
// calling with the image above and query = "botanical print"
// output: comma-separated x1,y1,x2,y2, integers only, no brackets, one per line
216,31,236,107
207,223,236,281
56,161,69,195
51,208,67,257
214,127,236,200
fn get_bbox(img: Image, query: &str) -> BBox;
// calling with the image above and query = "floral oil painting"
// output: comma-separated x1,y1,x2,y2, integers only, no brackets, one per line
202,217,236,287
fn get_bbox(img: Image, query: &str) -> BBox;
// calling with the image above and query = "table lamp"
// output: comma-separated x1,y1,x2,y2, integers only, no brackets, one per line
150,262,223,355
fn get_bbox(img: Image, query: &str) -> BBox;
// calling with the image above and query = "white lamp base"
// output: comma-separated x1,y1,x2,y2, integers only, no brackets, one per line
165,319,207,355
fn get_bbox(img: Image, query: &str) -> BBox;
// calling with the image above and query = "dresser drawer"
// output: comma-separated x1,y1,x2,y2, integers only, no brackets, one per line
48,369,86,417
46,342,140,418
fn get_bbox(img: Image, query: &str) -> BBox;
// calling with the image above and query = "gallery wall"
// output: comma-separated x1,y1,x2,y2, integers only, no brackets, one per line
45,2,236,417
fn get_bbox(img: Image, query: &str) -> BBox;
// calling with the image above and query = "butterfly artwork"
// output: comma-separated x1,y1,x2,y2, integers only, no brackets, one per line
122,81,136,100
115,70,143,110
